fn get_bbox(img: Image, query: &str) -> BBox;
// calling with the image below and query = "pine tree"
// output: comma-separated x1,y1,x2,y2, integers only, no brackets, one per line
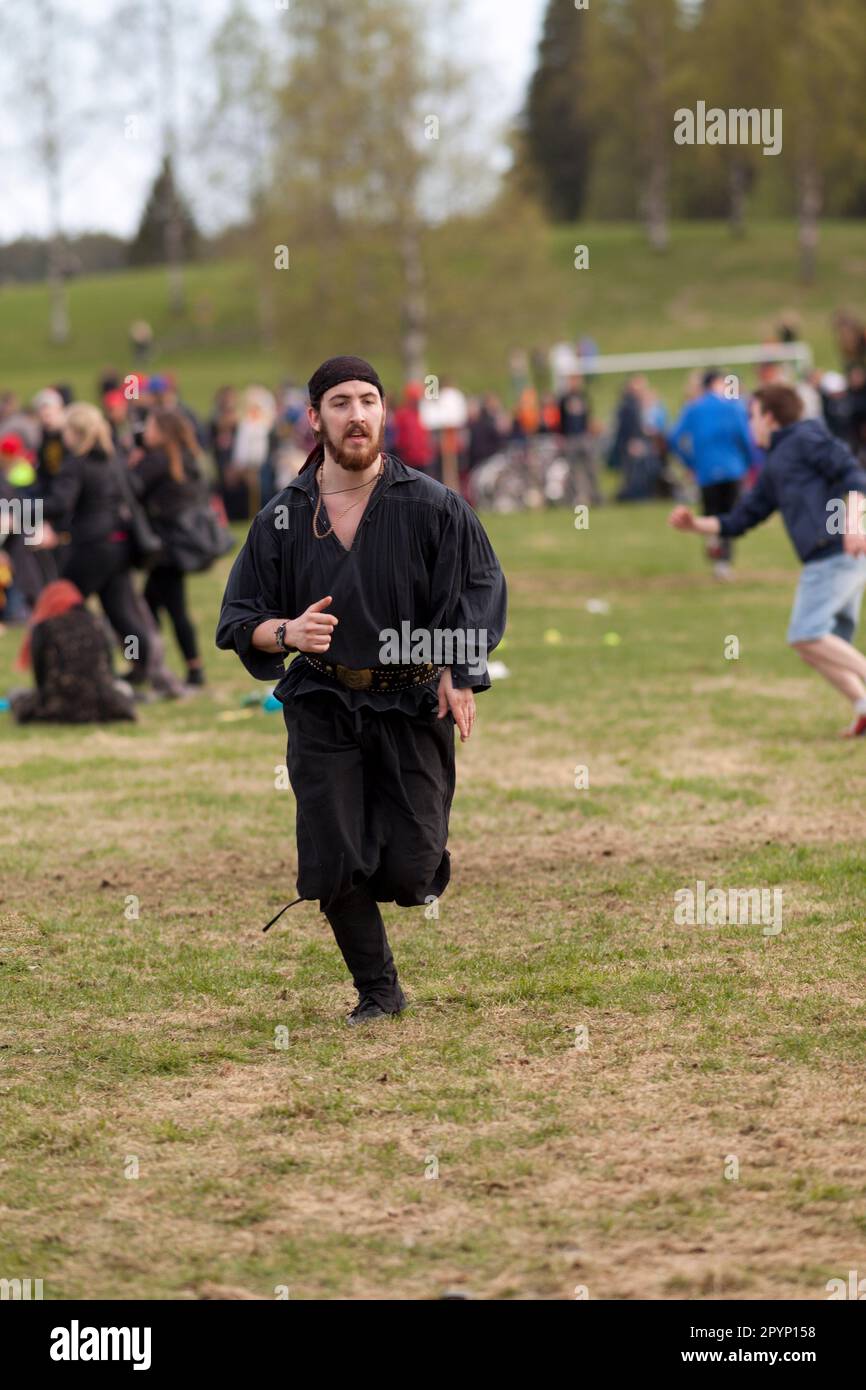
522,0,595,221
128,154,199,268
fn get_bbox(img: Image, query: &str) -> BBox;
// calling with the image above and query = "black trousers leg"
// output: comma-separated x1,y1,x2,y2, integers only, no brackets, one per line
323,882,402,1008
284,695,454,1008
144,565,199,663
701,480,741,563
62,541,150,669
99,566,150,669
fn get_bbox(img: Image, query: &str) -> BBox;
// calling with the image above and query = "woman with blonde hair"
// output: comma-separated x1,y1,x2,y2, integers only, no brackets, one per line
38,401,149,677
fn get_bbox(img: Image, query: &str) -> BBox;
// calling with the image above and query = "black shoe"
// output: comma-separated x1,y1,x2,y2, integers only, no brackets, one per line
185,666,206,688
346,986,409,1027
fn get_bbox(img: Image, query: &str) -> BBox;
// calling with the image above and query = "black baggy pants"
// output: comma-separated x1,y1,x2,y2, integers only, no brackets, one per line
61,539,150,670
283,694,456,1006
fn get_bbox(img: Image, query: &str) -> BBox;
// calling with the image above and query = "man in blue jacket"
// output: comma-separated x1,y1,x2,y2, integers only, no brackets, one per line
670,384,866,737
669,370,755,580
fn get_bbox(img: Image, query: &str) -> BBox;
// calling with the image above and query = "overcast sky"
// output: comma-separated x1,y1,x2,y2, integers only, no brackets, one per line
1,0,548,243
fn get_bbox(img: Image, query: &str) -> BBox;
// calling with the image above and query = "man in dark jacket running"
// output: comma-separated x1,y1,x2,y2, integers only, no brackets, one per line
670,384,866,736
217,355,507,1024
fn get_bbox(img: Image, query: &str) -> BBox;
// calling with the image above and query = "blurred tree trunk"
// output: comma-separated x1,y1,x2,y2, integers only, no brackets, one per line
196,1,277,347
157,0,184,313
272,0,449,383
35,0,69,343
642,31,669,253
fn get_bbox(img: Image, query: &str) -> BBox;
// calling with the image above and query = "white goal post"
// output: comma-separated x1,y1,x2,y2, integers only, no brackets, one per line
550,341,814,391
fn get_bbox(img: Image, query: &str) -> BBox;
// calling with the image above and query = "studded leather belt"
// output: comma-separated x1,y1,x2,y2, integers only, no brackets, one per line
302,655,444,692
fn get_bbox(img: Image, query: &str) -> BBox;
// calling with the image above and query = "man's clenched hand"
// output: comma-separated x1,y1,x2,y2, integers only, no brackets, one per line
252,596,338,654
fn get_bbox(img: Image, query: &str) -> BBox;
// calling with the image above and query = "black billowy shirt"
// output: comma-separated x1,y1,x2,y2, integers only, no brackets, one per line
215,452,507,714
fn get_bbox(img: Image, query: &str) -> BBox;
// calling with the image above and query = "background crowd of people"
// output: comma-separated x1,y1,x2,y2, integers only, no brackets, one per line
3,308,866,717
0,373,228,720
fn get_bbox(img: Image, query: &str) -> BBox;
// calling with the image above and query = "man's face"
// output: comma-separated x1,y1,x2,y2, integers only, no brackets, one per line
749,401,773,448
311,380,385,471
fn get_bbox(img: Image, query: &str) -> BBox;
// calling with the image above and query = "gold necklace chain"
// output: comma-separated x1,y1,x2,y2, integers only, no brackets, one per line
312,457,384,540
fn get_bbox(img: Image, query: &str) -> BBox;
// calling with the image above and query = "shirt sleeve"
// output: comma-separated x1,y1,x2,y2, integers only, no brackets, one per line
431,494,507,692
717,467,778,538
215,513,289,681
811,433,866,494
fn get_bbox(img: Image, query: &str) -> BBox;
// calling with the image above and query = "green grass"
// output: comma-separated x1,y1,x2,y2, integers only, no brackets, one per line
0,219,862,415
2,499,866,1299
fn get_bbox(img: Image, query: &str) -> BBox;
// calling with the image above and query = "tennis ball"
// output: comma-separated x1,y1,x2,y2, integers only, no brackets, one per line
602,632,622,647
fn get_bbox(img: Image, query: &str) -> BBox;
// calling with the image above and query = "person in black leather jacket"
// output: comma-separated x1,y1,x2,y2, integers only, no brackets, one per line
39,402,149,677
128,408,205,686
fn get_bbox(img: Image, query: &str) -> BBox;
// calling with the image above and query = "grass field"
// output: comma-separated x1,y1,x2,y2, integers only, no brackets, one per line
2,500,866,1300
1,219,865,415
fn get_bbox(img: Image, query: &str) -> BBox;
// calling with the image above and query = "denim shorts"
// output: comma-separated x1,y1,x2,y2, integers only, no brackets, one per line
787,551,866,644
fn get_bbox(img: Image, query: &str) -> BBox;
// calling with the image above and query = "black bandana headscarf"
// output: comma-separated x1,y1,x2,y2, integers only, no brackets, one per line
300,355,385,473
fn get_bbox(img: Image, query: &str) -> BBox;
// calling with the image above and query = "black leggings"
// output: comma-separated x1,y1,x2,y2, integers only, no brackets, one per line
144,564,199,664
61,540,149,669
701,480,741,562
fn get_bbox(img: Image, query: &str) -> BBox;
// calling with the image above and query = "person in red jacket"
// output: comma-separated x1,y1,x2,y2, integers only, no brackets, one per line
391,382,433,472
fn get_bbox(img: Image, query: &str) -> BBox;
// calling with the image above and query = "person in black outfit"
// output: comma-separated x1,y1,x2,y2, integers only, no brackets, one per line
558,373,600,505
207,386,246,520
129,408,205,687
467,393,504,468
37,403,149,677
217,355,507,1027
10,579,136,724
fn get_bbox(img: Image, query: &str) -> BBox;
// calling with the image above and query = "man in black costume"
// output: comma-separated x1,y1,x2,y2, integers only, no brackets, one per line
216,355,506,1025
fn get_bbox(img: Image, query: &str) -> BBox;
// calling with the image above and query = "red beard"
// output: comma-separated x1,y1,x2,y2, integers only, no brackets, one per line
320,420,384,472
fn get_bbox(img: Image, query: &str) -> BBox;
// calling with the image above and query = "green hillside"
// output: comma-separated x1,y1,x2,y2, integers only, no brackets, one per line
1,220,864,416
